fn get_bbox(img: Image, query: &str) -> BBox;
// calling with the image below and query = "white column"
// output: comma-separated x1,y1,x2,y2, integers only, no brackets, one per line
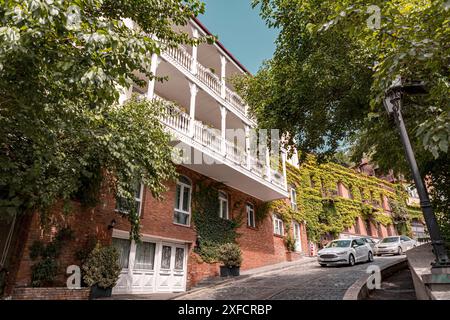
191,28,199,74
146,53,160,100
220,55,227,99
189,82,198,137
245,125,251,169
282,150,288,189
220,105,227,155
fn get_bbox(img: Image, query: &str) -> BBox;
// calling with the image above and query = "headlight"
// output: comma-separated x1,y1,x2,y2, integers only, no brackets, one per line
337,251,348,255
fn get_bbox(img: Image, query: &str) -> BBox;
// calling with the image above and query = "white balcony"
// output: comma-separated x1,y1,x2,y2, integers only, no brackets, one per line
155,95,288,201
161,45,249,120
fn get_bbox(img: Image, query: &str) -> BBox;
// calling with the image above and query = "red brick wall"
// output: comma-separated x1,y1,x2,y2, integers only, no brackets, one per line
8,165,304,294
12,287,90,300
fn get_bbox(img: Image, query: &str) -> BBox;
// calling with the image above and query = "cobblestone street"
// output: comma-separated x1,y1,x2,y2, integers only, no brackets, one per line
176,256,405,300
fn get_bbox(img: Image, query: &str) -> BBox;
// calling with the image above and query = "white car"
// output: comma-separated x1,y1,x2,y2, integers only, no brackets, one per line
317,238,374,267
374,236,417,256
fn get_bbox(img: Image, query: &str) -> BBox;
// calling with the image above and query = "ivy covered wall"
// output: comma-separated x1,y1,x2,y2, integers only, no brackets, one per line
268,156,419,244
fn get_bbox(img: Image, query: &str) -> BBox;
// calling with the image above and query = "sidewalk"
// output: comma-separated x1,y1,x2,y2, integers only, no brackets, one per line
171,256,317,300
103,256,316,300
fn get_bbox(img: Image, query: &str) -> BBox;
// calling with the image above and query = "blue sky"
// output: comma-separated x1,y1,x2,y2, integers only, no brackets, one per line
198,0,278,74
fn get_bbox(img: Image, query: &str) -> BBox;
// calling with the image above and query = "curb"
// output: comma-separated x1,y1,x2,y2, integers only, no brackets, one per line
171,257,317,300
343,257,408,300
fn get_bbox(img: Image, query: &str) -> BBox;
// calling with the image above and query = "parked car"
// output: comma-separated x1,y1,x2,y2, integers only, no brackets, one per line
361,237,378,250
317,238,374,267
374,236,417,256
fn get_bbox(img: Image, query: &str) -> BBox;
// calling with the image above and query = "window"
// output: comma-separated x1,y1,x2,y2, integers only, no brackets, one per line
407,185,419,199
309,175,315,188
290,186,297,211
377,222,383,238
161,245,172,269
218,191,229,220
112,238,131,269
174,176,192,226
348,186,354,200
134,242,156,270
115,181,143,215
293,222,302,252
175,247,185,270
365,219,372,236
387,224,393,236
246,203,255,228
354,217,361,234
273,214,284,236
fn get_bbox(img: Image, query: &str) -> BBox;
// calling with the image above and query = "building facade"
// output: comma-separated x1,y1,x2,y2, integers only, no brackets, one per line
2,18,310,297
0,18,419,299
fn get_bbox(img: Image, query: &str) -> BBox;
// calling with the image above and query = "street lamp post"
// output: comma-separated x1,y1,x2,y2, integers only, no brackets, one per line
383,78,450,268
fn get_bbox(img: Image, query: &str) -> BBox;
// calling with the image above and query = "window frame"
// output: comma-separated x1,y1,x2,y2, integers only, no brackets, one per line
218,191,229,220
290,186,297,211
173,175,192,227
246,202,256,228
115,182,144,216
273,214,284,236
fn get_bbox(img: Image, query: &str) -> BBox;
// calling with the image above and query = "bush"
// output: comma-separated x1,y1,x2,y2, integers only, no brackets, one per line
218,243,242,268
31,258,58,287
82,244,121,289
29,227,74,287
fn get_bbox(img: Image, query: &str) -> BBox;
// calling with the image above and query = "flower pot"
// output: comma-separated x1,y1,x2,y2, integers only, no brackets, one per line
90,284,112,299
220,266,240,277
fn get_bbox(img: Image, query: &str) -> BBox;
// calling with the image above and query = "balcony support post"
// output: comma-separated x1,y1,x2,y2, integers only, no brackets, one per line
220,105,227,155
147,53,160,100
282,149,288,190
189,82,198,137
191,28,199,75
220,55,227,99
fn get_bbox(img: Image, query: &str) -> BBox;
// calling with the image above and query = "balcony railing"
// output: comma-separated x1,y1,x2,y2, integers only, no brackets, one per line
196,62,222,96
163,45,248,117
155,95,284,189
225,86,246,115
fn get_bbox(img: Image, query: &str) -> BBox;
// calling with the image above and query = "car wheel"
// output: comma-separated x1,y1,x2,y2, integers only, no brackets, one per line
367,251,374,262
348,254,355,266
397,247,403,255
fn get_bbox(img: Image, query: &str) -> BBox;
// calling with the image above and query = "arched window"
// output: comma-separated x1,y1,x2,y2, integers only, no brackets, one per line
173,176,192,226
218,191,229,220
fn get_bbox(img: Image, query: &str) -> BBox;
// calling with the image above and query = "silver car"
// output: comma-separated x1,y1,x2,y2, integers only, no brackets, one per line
374,236,417,256
317,238,374,267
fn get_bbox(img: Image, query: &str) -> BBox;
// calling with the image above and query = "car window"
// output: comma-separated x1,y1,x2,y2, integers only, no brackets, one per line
401,236,410,241
355,239,365,246
381,237,399,243
327,240,351,248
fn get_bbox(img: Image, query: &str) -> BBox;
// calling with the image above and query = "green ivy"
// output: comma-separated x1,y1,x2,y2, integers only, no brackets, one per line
29,227,74,287
269,156,414,243
192,182,242,263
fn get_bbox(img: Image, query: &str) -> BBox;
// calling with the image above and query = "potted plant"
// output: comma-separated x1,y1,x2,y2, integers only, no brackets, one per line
218,243,242,277
82,244,121,299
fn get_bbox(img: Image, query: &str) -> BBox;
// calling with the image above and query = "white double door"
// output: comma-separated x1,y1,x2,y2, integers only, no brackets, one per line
112,234,187,294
